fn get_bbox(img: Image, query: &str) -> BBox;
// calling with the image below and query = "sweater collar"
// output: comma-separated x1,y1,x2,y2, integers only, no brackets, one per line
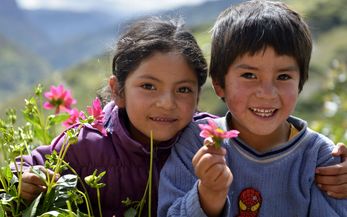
103,102,176,155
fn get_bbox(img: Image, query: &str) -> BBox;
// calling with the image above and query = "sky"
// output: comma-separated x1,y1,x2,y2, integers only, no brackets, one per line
16,0,212,12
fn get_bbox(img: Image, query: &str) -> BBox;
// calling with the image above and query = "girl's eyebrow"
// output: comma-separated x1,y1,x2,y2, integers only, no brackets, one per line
138,75,197,84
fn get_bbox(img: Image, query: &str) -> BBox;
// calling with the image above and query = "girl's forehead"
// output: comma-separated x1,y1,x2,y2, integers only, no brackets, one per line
128,52,198,83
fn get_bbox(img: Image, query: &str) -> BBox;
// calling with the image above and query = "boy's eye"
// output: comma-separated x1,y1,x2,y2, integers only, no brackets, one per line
278,74,291,80
141,83,155,90
177,87,192,93
241,72,256,79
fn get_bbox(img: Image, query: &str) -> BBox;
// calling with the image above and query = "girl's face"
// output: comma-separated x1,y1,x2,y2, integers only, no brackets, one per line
114,51,199,144
213,47,300,150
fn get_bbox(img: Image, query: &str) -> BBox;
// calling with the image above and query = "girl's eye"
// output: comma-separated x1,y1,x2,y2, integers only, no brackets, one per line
241,72,256,79
278,74,291,80
178,87,192,93
141,83,155,90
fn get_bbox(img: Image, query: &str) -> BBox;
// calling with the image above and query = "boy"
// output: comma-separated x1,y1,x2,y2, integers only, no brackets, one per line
158,1,347,216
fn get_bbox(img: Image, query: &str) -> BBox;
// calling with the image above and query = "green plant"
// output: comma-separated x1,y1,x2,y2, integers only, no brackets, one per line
0,84,106,216
121,131,154,217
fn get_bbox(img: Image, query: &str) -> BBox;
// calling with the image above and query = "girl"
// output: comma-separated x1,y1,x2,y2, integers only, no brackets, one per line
17,16,210,217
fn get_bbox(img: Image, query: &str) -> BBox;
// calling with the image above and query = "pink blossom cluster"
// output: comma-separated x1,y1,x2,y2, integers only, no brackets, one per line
43,84,106,136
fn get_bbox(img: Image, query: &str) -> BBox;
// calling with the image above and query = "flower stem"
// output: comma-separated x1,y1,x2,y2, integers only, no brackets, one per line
97,188,102,217
148,131,153,217
16,152,24,213
64,161,93,216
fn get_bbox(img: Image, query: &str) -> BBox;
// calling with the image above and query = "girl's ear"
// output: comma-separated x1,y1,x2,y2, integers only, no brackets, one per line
212,79,225,99
109,75,125,108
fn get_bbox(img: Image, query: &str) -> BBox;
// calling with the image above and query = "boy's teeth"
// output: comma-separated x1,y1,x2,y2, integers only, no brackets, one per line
251,108,276,117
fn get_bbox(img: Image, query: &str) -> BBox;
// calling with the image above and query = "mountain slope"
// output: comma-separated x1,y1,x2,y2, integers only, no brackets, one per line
0,34,51,101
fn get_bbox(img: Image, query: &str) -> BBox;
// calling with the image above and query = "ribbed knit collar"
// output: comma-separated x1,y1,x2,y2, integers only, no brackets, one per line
103,102,176,156
217,113,308,162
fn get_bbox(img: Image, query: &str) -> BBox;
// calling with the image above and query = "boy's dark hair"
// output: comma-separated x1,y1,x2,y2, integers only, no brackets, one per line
112,16,208,96
210,0,312,92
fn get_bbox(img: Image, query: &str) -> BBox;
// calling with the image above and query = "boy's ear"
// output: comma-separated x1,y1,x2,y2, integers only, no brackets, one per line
212,80,225,98
109,75,125,108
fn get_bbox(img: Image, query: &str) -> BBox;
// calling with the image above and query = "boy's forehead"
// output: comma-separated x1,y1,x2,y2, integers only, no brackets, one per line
231,47,299,68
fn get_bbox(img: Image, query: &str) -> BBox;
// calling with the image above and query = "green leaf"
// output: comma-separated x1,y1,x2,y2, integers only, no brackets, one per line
0,193,17,204
47,113,70,126
56,174,78,189
22,192,43,217
0,204,5,217
53,174,78,208
30,166,47,183
124,207,137,217
38,208,84,217
38,210,65,217
0,165,13,183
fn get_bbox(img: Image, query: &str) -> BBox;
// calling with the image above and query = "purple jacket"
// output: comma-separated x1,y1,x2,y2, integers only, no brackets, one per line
17,102,216,217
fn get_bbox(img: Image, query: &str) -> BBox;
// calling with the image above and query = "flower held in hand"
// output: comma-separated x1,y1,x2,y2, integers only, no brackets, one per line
198,119,239,148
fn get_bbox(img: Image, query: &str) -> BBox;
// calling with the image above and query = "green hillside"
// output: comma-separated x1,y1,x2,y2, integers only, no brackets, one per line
61,54,112,109
0,34,51,102
1,0,347,143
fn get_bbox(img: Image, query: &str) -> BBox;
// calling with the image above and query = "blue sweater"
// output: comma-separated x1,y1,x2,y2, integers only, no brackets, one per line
158,115,347,217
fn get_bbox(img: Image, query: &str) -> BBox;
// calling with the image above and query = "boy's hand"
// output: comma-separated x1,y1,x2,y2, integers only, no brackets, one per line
20,166,59,201
315,143,347,198
192,146,232,217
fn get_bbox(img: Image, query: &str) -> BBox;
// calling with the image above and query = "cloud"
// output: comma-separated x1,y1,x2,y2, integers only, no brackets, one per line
16,0,209,12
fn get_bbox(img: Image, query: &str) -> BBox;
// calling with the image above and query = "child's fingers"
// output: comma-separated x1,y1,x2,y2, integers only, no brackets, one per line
194,149,227,181
36,165,60,181
317,183,347,199
192,146,226,167
332,143,347,160
202,163,232,191
20,181,46,201
22,171,46,186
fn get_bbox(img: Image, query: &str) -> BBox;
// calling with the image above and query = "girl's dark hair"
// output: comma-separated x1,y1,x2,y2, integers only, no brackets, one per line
210,0,312,92
112,16,207,96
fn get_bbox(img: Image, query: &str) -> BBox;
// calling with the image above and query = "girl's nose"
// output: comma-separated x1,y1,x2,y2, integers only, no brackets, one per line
156,92,177,110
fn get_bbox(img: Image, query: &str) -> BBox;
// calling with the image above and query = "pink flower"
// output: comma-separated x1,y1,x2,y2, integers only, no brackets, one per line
198,119,239,148
62,108,83,127
86,98,107,136
43,85,76,114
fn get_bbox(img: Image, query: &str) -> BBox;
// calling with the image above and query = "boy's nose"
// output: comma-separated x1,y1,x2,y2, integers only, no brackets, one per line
256,82,277,99
156,92,177,110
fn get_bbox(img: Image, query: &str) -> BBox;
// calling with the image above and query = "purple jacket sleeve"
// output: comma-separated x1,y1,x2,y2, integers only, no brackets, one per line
12,128,67,173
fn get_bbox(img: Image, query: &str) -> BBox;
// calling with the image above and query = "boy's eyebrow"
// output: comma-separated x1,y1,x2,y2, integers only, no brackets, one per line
234,64,257,70
234,64,299,72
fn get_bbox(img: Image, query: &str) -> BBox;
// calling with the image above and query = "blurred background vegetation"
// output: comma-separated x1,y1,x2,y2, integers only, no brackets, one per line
1,0,347,143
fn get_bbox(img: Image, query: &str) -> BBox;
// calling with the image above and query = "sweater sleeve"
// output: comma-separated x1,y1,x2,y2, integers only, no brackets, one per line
309,136,347,216
158,122,231,217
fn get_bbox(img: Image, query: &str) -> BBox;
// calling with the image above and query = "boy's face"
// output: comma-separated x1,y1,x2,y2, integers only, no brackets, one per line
115,51,199,144
213,47,300,145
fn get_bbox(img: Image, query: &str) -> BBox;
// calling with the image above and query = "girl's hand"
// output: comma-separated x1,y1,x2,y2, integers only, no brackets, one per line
20,166,58,201
192,146,233,217
315,143,347,199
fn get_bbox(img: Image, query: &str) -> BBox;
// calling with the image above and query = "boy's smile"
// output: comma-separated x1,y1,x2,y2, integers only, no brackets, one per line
213,47,300,151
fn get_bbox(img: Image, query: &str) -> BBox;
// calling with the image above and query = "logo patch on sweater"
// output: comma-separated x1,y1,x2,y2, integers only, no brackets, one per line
236,187,262,217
